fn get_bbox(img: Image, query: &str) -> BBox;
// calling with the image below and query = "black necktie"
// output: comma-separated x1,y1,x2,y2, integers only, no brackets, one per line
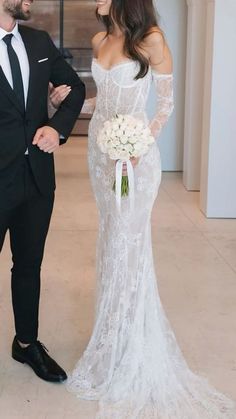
3,34,25,110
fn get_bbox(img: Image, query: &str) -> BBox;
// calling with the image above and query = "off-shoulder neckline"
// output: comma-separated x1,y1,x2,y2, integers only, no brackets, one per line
92,58,173,78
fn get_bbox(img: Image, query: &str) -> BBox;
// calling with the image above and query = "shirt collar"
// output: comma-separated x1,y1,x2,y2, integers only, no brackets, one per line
0,22,21,42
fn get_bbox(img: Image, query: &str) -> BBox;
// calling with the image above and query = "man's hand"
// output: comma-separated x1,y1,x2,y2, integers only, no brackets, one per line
33,126,60,153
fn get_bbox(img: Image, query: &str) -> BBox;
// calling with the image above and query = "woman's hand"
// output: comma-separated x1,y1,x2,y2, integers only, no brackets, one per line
49,83,71,109
121,157,140,175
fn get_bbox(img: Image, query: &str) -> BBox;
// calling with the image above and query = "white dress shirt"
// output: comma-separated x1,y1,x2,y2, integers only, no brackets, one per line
0,23,64,148
0,22,29,107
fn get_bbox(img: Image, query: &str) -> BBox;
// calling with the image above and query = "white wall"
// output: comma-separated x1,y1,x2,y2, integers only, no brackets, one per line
183,0,207,190
200,0,236,218
147,0,188,171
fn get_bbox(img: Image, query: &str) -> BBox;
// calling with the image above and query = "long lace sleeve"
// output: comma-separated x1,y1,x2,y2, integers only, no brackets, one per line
149,70,174,138
81,97,96,114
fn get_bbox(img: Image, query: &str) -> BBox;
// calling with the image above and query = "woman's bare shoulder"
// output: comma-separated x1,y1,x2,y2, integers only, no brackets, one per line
143,27,173,73
91,31,107,56
143,26,165,49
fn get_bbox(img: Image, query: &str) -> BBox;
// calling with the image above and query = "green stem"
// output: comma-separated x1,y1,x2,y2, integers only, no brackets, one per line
113,176,129,197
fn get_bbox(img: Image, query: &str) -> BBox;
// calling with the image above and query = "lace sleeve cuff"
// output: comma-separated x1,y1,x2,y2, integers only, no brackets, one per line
149,71,174,138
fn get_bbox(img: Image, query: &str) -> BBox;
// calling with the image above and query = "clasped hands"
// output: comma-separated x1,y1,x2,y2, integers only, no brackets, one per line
33,126,60,153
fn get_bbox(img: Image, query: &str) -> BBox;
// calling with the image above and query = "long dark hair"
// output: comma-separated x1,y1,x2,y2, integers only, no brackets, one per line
96,0,164,79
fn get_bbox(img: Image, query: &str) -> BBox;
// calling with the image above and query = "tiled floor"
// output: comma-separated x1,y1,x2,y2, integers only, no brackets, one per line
1,138,236,418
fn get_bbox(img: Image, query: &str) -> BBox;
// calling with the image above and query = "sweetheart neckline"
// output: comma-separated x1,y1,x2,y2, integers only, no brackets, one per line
92,58,136,72
91,58,173,79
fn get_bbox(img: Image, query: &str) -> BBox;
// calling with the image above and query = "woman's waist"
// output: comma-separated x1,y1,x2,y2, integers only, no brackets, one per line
92,109,149,124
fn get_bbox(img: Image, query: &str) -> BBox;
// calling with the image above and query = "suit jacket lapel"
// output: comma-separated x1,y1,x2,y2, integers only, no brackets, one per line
0,66,24,114
18,25,38,113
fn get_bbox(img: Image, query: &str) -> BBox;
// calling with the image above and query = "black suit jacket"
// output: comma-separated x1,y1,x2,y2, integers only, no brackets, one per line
0,25,85,208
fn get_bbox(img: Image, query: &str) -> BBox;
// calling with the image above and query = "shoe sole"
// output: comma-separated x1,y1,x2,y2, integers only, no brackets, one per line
12,353,67,383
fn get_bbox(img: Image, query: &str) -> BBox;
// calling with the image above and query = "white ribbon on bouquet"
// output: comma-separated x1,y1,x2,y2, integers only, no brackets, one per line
115,159,135,212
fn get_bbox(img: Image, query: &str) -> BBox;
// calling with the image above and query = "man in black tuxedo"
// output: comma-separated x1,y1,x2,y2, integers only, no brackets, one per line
0,0,85,382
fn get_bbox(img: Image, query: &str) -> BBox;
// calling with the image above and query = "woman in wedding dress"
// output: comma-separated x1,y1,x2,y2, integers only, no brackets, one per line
52,0,235,417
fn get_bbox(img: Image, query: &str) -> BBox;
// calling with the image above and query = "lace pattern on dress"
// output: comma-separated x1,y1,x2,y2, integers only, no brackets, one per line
66,59,236,419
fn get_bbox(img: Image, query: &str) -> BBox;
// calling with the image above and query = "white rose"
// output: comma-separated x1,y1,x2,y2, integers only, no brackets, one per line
135,121,144,130
119,150,130,160
135,128,144,137
112,123,119,131
109,150,119,160
105,128,112,137
115,129,123,137
111,139,120,147
134,142,143,150
125,144,133,153
128,136,138,144
120,136,129,145
124,115,134,124
128,129,137,137
141,128,150,136
110,132,117,140
116,144,124,153
132,150,140,158
119,123,127,132
116,115,124,124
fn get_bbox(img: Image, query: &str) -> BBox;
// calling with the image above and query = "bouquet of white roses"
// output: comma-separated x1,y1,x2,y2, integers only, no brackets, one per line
97,114,155,208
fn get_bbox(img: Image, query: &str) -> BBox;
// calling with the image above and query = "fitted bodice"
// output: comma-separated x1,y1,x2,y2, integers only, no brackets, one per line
92,58,152,121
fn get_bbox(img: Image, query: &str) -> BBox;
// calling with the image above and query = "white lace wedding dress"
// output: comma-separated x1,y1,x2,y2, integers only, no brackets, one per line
66,58,236,418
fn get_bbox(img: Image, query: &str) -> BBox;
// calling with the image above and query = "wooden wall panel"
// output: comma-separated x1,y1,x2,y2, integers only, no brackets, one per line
25,0,102,47
64,1,102,48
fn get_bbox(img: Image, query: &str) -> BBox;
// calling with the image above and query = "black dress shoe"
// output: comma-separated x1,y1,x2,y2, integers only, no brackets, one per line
12,336,67,383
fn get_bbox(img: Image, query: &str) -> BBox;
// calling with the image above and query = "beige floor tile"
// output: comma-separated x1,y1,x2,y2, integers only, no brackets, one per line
0,138,236,418
202,231,236,272
161,172,236,233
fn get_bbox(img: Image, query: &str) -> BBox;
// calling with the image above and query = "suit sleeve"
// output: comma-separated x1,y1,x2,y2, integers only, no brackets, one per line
44,32,86,143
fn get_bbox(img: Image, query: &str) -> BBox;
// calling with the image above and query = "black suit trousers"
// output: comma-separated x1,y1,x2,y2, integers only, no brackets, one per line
0,156,54,343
